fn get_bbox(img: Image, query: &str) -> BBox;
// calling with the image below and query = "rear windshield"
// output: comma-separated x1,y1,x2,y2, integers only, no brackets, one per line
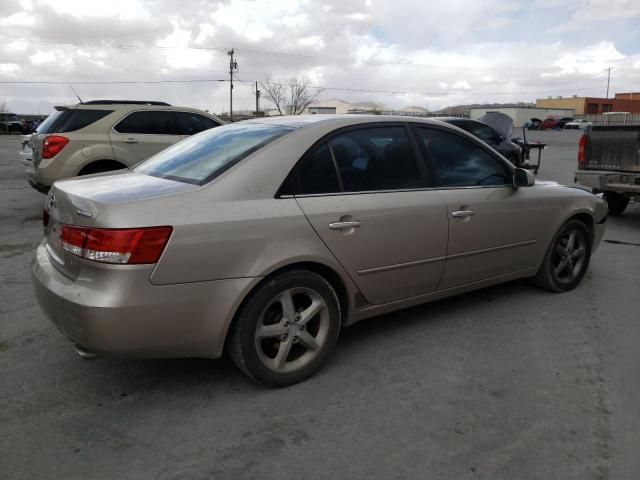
135,122,294,185
38,109,113,134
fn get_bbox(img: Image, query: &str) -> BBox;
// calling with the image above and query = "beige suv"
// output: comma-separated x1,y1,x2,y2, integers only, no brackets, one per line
26,100,223,193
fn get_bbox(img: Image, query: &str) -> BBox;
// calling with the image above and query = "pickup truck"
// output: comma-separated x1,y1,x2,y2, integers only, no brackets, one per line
575,123,639,215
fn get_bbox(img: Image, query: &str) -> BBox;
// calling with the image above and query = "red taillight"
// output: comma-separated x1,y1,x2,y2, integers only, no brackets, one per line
43,209,49,227
61,225,172,264
578,134,587,169
42,135,69,159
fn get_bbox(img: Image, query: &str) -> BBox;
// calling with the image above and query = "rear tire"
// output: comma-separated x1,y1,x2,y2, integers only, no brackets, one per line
228,270,341,387
532,219,592,292
603,192,629,216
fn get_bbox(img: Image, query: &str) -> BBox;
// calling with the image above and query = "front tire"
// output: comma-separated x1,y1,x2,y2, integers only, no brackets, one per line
603,191,629,216
532,219,592,292
228,270,341,387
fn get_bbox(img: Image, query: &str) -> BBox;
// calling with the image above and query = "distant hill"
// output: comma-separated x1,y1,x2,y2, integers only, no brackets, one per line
351,101,387,110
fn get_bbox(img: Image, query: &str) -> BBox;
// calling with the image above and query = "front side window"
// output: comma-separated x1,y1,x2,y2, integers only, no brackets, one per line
174,112,221,135
416,127,511,187
328,126,422,192
135,122,293,184
114,111,180,135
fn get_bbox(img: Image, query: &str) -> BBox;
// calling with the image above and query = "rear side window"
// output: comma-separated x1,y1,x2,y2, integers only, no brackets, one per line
135,123,293,184
416,127,511,187
329,127,422,192
297,143,341,195
114,111,180,135
38,109,113,134
174,112,221,135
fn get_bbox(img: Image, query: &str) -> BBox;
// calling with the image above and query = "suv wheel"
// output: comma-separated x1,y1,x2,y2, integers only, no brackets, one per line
79,161,126,176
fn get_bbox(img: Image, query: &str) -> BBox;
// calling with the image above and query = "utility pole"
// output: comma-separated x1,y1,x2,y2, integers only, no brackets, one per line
606,66,612,98
255,81,260,116
227,49,238,118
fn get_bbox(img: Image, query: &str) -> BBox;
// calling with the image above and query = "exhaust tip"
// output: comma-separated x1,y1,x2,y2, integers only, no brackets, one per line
74,343,100,360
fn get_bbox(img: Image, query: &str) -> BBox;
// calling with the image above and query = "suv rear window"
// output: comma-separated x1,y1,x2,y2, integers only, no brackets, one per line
38,109,113,134
134,123,293,185
174,111,221,135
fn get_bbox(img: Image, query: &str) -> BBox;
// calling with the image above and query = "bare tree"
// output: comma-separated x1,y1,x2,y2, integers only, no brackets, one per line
260,76,321,115
260,76,287,115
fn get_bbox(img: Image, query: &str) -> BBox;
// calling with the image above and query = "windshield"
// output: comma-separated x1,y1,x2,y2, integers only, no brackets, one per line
134,122,294,185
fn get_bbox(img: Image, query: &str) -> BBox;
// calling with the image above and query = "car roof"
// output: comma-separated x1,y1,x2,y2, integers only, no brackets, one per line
241,114,462,129
431,117,471,122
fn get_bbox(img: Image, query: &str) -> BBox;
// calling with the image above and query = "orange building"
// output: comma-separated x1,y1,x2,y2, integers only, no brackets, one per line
536,92,640,114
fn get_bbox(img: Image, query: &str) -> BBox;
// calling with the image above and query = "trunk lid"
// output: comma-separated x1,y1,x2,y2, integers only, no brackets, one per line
44,171,197,279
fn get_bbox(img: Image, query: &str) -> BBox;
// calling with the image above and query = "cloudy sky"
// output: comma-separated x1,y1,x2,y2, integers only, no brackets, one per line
1,0,639,114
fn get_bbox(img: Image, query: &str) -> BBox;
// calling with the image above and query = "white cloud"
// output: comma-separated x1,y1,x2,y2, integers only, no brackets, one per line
453,80,471,90
1,0,640,114
1,11,35,26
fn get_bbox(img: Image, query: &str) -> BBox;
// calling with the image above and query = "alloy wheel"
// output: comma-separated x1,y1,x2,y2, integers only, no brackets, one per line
551,227,587,284
254,287,330,373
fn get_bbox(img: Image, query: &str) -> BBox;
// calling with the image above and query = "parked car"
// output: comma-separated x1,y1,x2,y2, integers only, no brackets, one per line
575,119,640,215
26,100,223,193
0,112,23,133
32,115,608,387
527,118,542,130
540,116,574,130
438,117,523,165
564,119,592,130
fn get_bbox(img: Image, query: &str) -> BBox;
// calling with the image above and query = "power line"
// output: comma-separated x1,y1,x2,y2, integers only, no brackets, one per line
34,40,594,72
0,79,228,85
0,78,616,97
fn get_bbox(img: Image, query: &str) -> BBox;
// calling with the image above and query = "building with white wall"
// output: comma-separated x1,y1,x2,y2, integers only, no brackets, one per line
470,107,575,127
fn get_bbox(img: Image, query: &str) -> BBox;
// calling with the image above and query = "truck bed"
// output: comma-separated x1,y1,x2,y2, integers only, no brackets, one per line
584,125,640,173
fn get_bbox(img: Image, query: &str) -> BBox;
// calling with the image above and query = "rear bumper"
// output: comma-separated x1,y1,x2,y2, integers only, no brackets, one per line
31,240,258,359
28,179,50,194
576,170,640,194
26,162,51,193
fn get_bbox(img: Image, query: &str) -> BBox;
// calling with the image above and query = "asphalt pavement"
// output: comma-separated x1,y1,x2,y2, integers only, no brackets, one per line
1,130,639,480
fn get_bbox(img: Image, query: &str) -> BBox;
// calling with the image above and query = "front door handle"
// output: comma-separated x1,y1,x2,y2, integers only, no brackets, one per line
122,138,138,144
451,210,475,218
329,220,361,230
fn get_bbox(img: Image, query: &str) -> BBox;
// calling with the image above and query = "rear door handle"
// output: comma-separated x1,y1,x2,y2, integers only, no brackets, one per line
122,138,138,144
329,220,361,230
451,210,475,218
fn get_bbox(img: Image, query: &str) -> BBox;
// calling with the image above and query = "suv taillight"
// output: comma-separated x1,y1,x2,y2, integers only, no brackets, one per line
61,225,172,264
42,135,69,159
578,134,587,169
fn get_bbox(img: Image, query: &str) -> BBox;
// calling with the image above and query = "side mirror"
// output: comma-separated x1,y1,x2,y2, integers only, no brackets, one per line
513,168,535,187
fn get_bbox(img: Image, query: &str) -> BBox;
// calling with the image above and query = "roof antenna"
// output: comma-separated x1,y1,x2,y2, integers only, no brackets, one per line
70,85,83,104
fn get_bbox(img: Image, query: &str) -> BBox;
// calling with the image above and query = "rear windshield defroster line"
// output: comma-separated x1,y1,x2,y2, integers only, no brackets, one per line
134,123,294,185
